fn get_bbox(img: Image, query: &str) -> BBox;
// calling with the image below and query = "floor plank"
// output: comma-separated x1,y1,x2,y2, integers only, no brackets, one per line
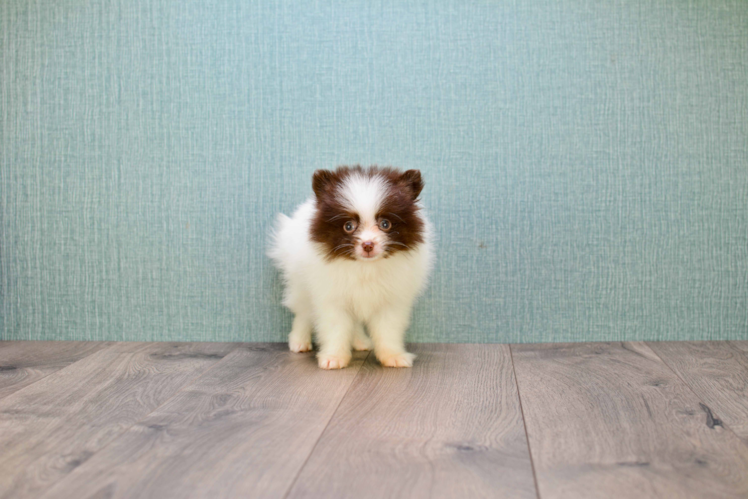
43,344,368,499
512,342,748,498
729,340,748,356
0,341,111,400
288,344,537,499
0,341,238,498
648,341,748,444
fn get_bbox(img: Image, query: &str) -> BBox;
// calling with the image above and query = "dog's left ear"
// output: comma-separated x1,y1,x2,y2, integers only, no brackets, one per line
312,169,337,199
400,170,424,200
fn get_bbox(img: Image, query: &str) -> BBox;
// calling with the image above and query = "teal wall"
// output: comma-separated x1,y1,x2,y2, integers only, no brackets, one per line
2,1,747,343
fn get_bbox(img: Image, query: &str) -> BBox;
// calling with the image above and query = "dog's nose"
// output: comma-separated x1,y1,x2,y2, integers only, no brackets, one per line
362,241,375,253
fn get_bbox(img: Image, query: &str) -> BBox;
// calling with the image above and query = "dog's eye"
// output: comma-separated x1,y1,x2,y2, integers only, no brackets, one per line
379,219,391,231
343,221,357,233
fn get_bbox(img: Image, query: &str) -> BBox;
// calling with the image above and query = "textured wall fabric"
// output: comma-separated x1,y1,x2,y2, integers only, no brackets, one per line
1,1,747,343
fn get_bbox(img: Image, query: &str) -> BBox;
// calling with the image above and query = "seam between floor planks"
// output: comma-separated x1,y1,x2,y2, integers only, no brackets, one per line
644,342,737,439
40,343,369,499
509,345,541,500
645,341,748,446
3,341,747,498
287,344,537,499
42,345,371,498
282,350,373,499
0,341,240,498
0,341,113,401
512,341,748,498
34,342,251,497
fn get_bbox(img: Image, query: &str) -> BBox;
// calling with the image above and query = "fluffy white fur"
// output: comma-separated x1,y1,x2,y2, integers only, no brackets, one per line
268,176,434,370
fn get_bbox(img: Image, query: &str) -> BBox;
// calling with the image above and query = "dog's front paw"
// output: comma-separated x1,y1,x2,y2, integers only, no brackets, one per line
289,339,312,353
317,352,351,370
377,351,416,368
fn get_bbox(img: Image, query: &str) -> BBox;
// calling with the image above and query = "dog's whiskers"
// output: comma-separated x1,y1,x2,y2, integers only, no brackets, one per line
331,243,355,254
387,241,411,250
327,214,348,223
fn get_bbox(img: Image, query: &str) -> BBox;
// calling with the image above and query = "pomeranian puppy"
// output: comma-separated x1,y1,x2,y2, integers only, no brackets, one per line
268,165,434,369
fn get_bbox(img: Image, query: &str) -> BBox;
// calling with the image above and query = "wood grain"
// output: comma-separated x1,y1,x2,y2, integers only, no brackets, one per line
648,341,748,444
0,341,111,400
288,344,536,499
511,342,748,498
44,344,368,499
0,341,238,498
729,341,748,356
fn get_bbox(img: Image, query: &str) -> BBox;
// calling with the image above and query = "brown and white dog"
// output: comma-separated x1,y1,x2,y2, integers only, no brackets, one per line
268,166,434,369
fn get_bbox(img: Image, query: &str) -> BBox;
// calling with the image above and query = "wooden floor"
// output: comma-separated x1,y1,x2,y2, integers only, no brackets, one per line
1,341,747,498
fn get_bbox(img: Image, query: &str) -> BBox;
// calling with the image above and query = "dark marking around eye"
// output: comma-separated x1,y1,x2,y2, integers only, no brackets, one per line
310,165,425,260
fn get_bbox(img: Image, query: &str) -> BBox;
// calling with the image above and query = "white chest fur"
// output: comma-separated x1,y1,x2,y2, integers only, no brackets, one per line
311,249,429,322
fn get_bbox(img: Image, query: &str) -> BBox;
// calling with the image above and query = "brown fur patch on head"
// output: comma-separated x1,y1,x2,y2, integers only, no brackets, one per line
309,165,425,260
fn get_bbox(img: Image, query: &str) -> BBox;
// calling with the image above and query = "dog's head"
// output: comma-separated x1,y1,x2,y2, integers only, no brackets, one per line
310,165,425,261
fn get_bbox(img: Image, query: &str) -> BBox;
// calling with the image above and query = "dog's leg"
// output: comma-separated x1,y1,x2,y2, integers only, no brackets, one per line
314,308,354,369
288,314,313,353
351,323,373,351
368,303,416,368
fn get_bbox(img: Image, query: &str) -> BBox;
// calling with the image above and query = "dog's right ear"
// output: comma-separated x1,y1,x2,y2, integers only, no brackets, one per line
312,169,336,199
399,169,424,200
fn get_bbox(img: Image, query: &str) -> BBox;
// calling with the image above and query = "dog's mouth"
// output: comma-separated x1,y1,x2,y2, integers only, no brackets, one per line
357,250,385,261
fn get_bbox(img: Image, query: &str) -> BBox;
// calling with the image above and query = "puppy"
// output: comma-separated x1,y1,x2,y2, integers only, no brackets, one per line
268,166,434,369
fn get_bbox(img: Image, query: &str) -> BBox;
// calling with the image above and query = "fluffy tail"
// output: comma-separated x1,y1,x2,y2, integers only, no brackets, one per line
266,213,292,272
